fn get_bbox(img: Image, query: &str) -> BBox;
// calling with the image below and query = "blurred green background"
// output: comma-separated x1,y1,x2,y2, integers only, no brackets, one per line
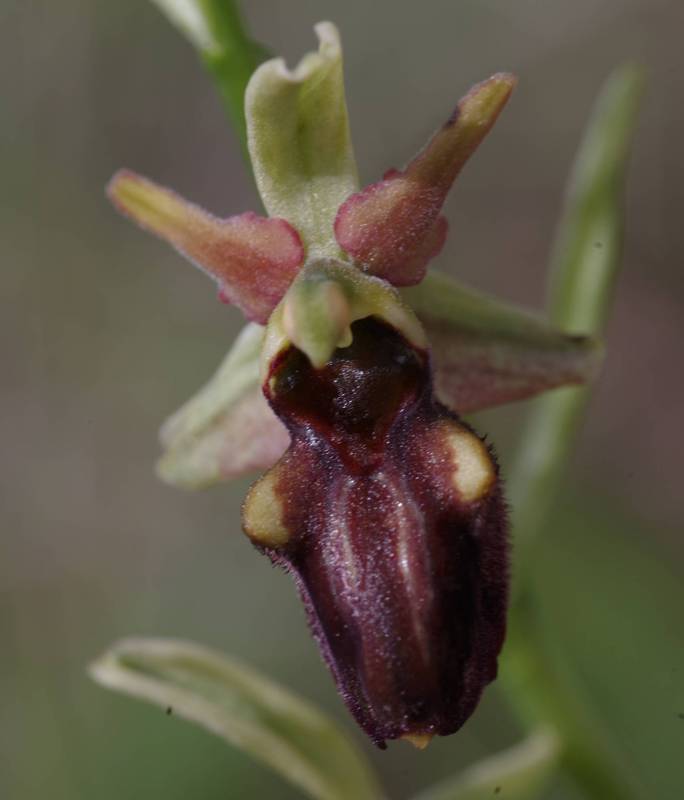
1,1,682,798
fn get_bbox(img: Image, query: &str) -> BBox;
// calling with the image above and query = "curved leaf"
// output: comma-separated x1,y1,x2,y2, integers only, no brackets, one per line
90,638,382,800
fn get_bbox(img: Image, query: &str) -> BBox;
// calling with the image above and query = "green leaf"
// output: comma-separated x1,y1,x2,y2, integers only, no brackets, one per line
157,323,289,489
533,497,684,799
412,728,560,800
245,22,359,258
499,65,646,800
508,64,644,550
546,64,645,332
402,271,600,413
90,638,382,800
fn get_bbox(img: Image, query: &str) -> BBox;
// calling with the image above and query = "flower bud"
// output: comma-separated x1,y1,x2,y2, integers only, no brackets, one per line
243,316,508,747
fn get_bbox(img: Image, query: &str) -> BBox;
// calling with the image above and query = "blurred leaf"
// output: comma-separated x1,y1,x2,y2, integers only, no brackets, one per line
157,322,289,488
90,638,382,800
412,727,560,800
245,22,359,258
546,64,645,331
149,0,269,150
508,64,644,552
500,65,645,800
402,271,600,414
533,496,684,799
501,603,646,800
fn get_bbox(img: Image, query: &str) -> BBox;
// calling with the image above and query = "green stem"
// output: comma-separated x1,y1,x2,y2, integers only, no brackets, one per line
150,0,269,155
199,0,270,154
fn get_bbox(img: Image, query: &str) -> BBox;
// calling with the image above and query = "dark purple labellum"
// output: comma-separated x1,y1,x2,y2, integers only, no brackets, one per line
243,317,509,748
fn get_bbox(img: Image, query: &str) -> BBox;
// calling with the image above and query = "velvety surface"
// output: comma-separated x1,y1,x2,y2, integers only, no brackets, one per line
250,320,508,746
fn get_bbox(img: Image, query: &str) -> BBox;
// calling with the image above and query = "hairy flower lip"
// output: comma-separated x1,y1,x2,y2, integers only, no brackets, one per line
264,318,430,470
243,318,509,748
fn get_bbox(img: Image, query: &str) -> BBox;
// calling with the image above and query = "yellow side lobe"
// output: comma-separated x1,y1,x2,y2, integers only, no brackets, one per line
443,424,496,503
242,469,290,548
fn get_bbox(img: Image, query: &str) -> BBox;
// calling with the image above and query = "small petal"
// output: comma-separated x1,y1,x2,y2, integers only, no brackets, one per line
387,215,449,286
108,170,304,323
245,22,359,258
157,323,289,489
335,74,516,285
402,271,601,413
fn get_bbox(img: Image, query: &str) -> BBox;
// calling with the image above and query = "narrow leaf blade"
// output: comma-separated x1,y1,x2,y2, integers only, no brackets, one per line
90,638,382,800
547,64,645,330
508,64,645,545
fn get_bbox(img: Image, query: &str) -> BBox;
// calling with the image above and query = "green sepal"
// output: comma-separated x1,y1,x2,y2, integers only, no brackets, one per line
245,22,359,258
402,271,601,413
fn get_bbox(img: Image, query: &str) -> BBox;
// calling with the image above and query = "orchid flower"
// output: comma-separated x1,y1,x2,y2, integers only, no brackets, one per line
108,22,599,748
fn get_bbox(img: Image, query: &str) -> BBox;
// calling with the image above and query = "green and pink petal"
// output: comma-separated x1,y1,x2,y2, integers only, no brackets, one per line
334,74,516,285
108,170,304,323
